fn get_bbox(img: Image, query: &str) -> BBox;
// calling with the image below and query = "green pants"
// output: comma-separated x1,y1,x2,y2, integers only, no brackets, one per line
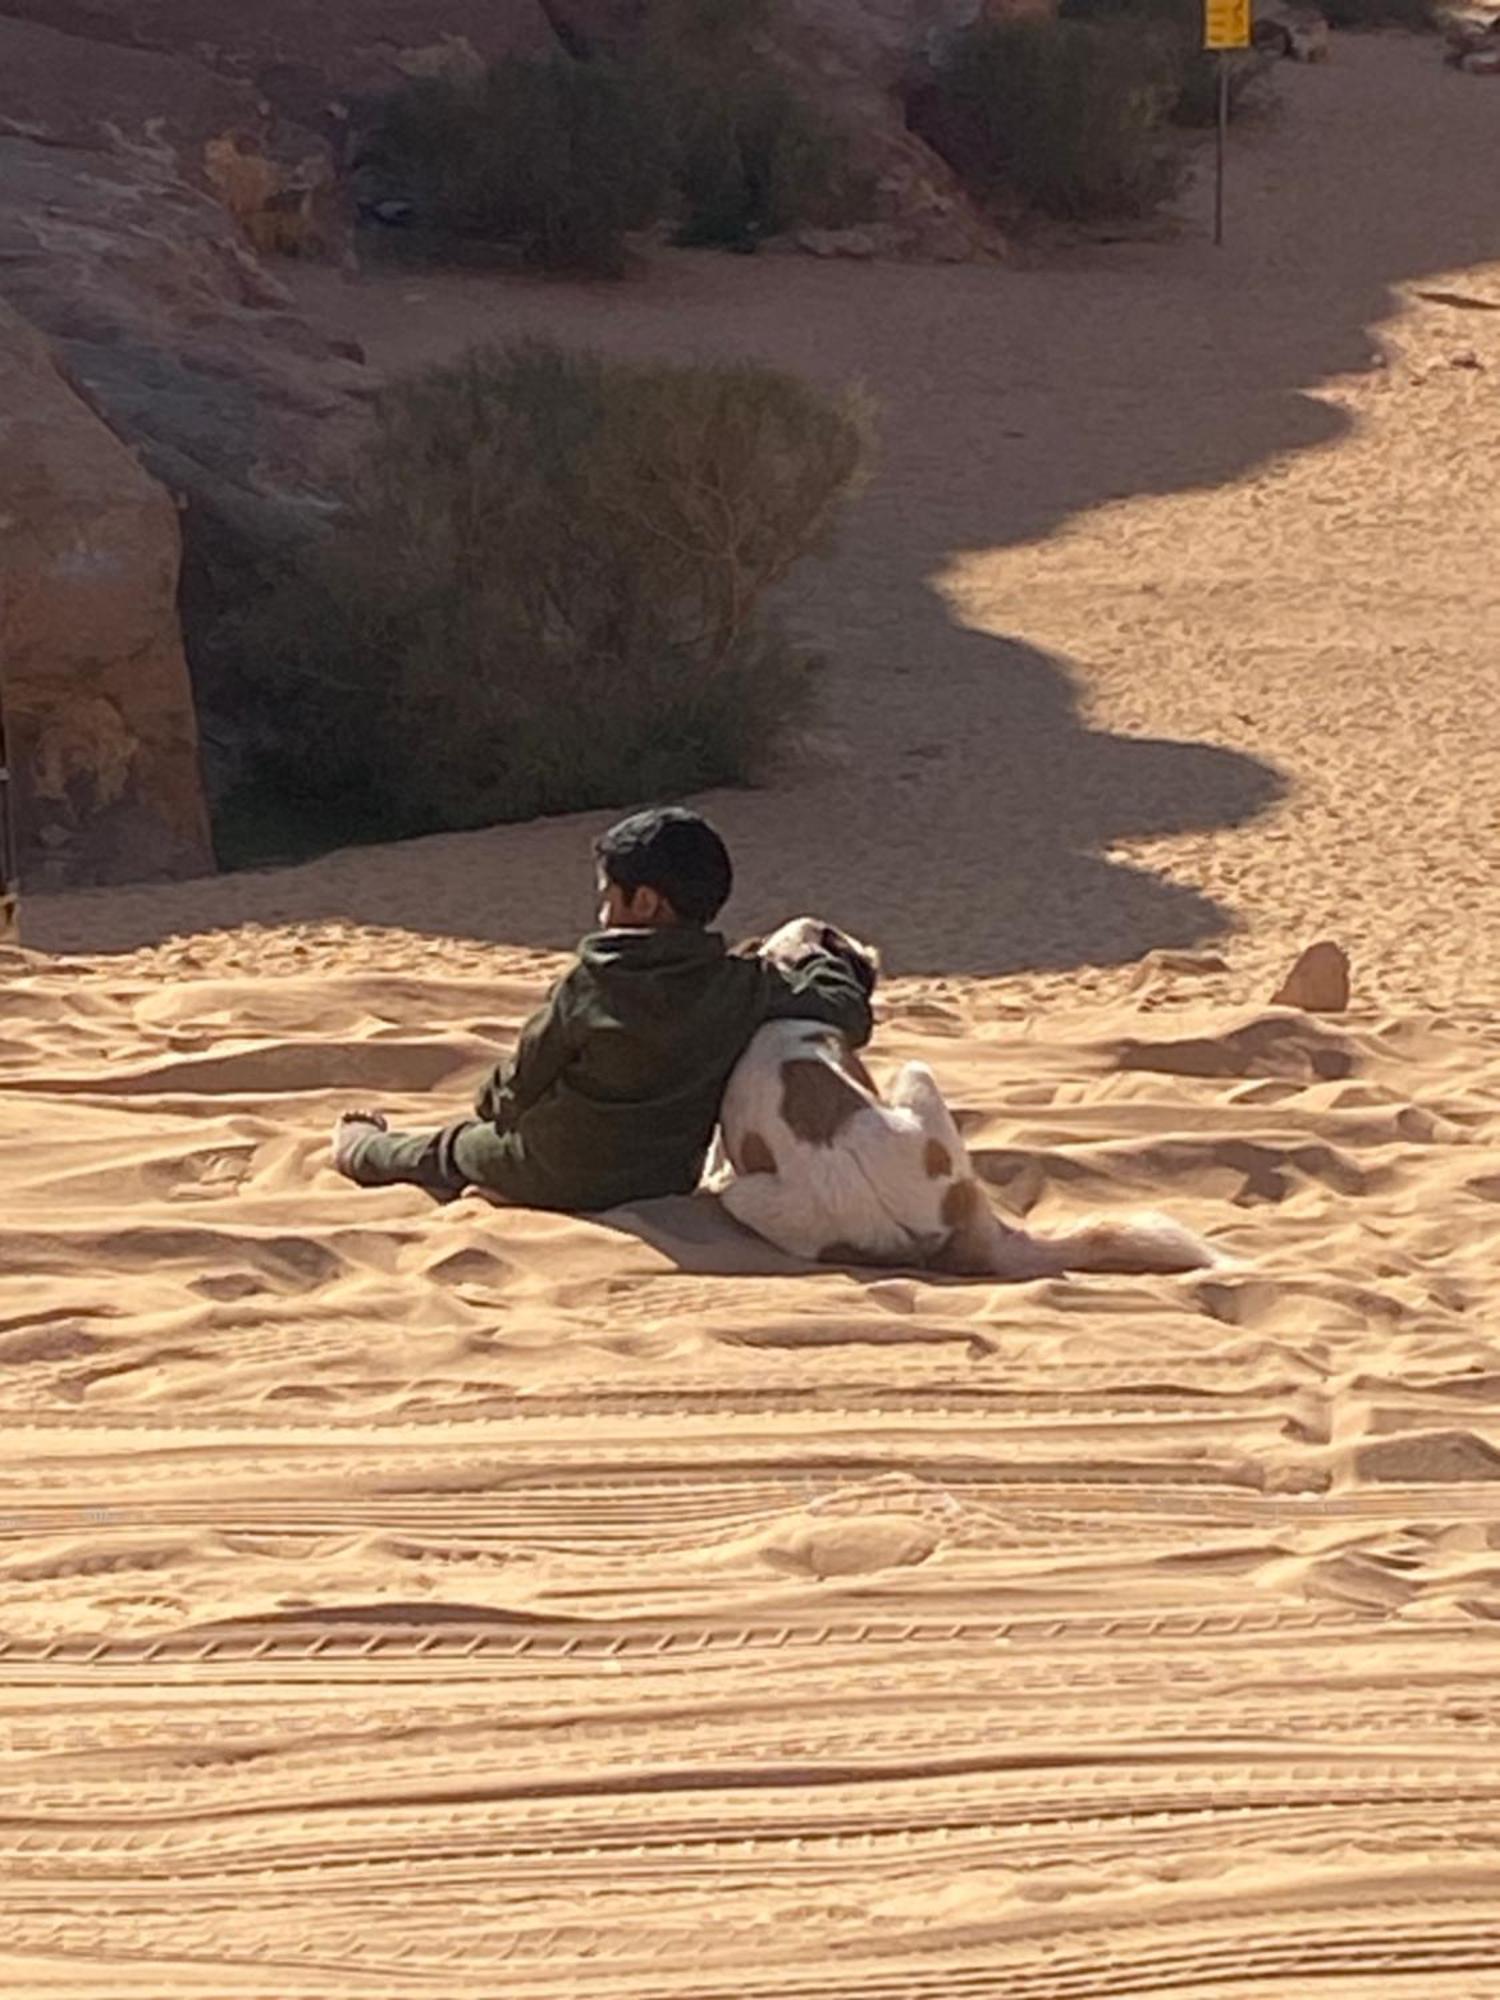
339,1118,538,1203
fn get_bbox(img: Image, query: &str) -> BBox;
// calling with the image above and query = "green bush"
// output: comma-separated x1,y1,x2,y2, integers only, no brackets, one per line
361,3,868,270
669,69,862,249
1058,0,1273,126
641,0,869,249
361,54,669,274
918,16,1187,223
218,344,872,860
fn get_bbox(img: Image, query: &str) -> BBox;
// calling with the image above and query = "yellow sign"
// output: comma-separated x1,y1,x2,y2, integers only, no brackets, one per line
1204,0,1251,46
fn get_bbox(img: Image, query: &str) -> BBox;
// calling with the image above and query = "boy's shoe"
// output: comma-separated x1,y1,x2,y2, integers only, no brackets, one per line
331,1109,388,1177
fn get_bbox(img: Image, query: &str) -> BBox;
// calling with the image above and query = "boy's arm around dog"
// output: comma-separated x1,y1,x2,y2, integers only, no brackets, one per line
757,955,873,1049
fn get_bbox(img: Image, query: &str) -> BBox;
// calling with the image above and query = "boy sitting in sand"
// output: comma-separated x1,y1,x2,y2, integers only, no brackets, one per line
331,807,874,1211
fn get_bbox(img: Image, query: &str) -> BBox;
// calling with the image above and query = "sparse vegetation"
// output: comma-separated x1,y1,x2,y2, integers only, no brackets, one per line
217,344,872,863
668,67,861,249
915,16,1187,223
360,54,668,275
643,0,870,250
359,0,868,270
1058,0,1274,127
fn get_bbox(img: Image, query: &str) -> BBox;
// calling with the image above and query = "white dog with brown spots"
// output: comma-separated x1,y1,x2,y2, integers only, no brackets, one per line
711,918,1218,1278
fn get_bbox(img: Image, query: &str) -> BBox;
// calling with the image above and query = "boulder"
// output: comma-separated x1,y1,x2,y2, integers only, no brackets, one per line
0,303,213,892
0,14,344,260
0,126,373,784
761,0,1016,261
0,10,372,729
1441,4,1500,62
788,0,1075,259
1271,941,1351,1014
1253,0,1331,61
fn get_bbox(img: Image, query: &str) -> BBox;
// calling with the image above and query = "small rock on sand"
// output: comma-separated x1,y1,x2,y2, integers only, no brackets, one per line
1272,940,1350,1013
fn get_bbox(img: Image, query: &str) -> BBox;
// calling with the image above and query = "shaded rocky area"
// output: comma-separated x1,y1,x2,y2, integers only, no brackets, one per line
544,0,1011,260
746,0,1023,260
0,301,212,887
0,0,1015,891
0,9,385,882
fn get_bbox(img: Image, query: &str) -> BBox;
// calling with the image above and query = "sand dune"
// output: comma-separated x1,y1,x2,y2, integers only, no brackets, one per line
7,32,1500,2000
5,927,1500,1993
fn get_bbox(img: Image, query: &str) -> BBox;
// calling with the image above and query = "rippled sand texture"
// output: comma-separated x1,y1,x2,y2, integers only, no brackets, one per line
4,926,1500,1996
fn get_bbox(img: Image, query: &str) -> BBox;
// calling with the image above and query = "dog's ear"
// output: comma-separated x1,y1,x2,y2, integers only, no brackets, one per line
847,950,878,999
730,935,767,958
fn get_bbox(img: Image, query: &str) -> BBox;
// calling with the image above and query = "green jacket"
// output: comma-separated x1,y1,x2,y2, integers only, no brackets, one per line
468,927,873,1212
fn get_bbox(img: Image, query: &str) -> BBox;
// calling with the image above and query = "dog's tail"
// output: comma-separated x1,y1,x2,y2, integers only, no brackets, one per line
1019,1211,1219,1277
949,1191,1218,1279
1040,1208,1224,1272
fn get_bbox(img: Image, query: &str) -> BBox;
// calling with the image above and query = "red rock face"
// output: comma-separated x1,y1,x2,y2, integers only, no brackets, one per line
0,2,562,246
0,305,214,892
0,104,371,566
0,13,380,882
0,11,346,258
0,0,558,105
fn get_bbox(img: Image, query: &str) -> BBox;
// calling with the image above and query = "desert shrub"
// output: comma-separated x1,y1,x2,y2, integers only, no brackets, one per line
1059,0,1273,126
361,3,868,269
668,69,863,248
917,16,1187,223
218,344,872,859
641,0,870,248
360,54,669,274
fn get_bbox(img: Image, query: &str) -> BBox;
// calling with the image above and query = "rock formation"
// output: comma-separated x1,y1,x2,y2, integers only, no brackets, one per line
0,13,344,259
1272,940,1351,1013
0,303,213,892
0,12,378,829
764,0,1010,261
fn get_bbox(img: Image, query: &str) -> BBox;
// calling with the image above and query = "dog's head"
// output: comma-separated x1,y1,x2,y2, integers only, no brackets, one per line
736,916,881,1000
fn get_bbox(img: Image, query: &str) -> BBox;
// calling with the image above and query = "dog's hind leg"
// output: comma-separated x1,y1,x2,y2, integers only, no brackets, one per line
886,1066,1074,1278
882,1063,1035,1276
887,1062,971,1179
720,1170,822,1262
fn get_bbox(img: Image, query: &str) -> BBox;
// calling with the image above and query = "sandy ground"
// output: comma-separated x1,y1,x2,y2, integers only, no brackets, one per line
7,34,1500,1999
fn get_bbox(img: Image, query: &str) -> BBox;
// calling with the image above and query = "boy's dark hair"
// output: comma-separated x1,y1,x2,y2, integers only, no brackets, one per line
595,807,733,926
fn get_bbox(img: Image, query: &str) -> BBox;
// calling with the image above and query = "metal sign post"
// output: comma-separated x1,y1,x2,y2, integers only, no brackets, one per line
1203,0,1251,245
1215,54,1228,246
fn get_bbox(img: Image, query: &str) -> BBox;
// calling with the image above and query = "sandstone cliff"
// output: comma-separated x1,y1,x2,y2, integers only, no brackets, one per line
0,302,213,892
